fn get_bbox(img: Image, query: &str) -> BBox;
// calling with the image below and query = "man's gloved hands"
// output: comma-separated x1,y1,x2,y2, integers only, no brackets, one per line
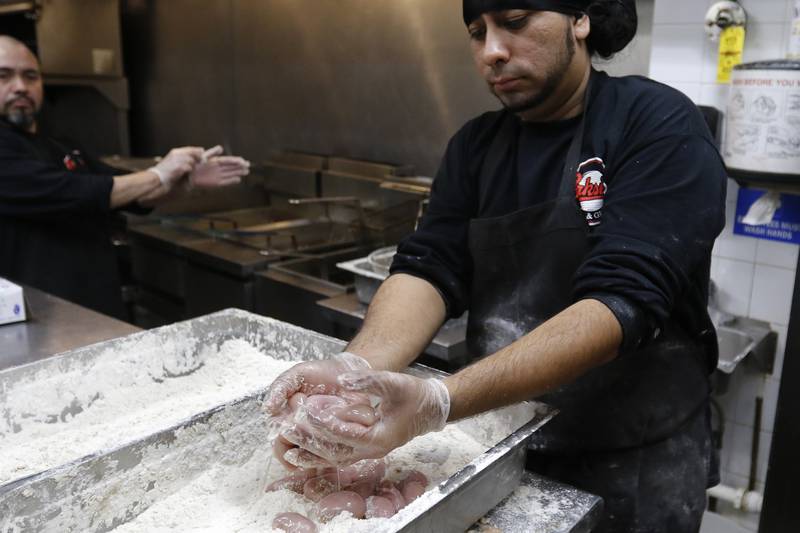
147,145,250,192
148,146,204,189
265,352,372,418
274,391,378,469
265,352,373,469
188,145,251,189
279,371,451,466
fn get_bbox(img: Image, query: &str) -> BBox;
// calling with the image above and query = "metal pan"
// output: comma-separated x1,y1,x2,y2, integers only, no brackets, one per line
0,309,555,532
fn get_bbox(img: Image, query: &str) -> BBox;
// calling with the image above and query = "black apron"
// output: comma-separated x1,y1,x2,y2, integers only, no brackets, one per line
465,78,715,532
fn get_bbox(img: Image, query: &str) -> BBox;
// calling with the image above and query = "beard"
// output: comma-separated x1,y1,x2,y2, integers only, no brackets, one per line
3,97,38,131
491,21,576,114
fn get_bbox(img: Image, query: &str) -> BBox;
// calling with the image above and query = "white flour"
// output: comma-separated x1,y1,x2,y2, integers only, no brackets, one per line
0,337,295,485
112,423,488,533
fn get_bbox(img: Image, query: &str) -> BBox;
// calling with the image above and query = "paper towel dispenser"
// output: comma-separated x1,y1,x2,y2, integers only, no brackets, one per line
723,60,800,192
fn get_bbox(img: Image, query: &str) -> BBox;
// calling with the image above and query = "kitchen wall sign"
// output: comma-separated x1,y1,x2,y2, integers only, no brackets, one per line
734,188,800,245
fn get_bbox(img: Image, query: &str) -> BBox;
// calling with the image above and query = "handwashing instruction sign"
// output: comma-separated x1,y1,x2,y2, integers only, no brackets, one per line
734,188,800,245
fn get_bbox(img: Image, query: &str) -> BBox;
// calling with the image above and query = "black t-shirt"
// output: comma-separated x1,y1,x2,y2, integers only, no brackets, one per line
391,70,727,356
0,120,128,319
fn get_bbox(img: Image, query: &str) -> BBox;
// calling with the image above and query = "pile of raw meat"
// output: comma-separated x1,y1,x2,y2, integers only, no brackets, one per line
267,458,428,532
267,393,429,532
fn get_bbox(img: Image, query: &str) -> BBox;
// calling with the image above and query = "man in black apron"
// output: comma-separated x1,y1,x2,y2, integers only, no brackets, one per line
0,36,249,319
266,2,727,531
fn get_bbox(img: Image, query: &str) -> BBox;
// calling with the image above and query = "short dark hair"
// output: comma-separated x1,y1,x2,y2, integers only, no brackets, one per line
584,0,638,58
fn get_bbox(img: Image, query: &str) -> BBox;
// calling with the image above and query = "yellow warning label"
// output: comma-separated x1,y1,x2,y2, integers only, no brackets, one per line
717,26,746,84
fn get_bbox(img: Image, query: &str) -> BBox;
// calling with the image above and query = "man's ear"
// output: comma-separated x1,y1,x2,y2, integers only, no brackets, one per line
573,13,591,42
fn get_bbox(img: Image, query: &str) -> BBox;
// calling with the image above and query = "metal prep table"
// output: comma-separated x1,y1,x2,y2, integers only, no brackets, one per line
0,284,141,372
0,292,601,532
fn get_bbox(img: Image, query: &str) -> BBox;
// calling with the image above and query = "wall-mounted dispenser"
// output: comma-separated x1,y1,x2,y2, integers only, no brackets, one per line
724,60,800,192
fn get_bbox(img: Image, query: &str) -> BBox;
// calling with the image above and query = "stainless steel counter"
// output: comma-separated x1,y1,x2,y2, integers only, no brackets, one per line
0,285,141,372
473,471,602,533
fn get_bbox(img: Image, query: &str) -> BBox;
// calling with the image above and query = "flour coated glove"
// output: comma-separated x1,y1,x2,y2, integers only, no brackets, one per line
277,392,378,469
188,145,251,189
281,371,450,465
264,352,371,419
148,146,204,189
266,358,375,470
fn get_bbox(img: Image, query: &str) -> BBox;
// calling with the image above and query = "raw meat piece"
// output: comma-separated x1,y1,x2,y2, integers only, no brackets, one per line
342,459,385,485
303,472,343,502
398,470,428,503
345,479,377,499
265,471,311,494
272,512,317,533
400,481,425,503
365,495,396,519
317,490,366,521
376,480,406,512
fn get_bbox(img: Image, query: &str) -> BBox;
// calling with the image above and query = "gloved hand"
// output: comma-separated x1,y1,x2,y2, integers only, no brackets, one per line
148,146,204,189
188,145,251,189
264,352,372,418
280,371,450,465
275,392,378,469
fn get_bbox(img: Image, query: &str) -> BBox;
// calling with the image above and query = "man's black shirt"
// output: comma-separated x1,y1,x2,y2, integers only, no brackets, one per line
0,119,128,319
391,71,727,358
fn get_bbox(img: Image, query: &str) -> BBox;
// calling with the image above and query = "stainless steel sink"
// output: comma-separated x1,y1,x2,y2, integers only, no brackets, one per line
717,327,757,374
713,317,777,393
716,318,777,374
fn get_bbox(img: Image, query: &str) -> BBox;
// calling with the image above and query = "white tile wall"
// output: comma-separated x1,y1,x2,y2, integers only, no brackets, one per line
749,264,796,325
755,240,800,270
701,512,754,533
710,257,756,316
713,203,759,262
650,24,706,83
770,324,788,377
649,1,797,530
731,372,764,426
756,430,773,486
760,377,782,433
725,422,756,478
653,0,711,24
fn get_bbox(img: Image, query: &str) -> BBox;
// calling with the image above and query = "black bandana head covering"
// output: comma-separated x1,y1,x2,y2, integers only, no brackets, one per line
463,0,591,25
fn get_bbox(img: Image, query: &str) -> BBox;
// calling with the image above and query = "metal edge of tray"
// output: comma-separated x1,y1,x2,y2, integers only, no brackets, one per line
0,391,275,532
0,309,331,387
0,393,245,496
386,405,558,533
336,257,387,281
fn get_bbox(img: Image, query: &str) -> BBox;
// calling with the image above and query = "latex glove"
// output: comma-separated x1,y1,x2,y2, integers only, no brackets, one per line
264,352,371,419
188,145,251,189
281,371,450,465
148,146,204,189
276,392,377,469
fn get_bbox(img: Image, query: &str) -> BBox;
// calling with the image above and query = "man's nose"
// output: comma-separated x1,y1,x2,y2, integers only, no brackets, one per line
482,27,510,67
10,74,28,93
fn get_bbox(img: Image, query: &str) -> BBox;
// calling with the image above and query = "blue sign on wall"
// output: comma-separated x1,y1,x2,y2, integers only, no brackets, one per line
734,188,800,245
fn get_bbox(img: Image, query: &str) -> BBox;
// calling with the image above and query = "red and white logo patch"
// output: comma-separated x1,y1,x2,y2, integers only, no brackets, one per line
575,157,607,227
62,150,86,172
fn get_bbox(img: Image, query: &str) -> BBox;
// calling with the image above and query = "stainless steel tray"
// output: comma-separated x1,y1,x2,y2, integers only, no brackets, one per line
336,246,395,304
0,309,555,533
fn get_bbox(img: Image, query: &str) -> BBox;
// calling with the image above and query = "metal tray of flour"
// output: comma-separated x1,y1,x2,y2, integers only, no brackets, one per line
0,309,555,532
